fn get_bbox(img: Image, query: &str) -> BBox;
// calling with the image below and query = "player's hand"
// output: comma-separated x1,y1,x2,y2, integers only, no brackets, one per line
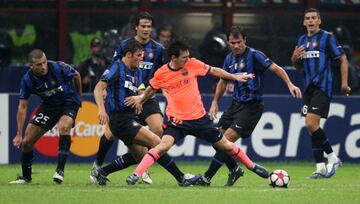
234,73,255,82
291,46,305,63
341,85,351,96
288,84,302,98
125,96,141,108
208,101,219,120
13,134,23,149
97,110,109,125
135,102,143,114
172,117,183,125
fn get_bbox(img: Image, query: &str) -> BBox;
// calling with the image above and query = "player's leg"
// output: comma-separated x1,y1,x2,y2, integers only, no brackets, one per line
213,136,269,178
10,124,47,184
54,113,75,184
204,128,243,186
127,132,176,185
94,126,116,167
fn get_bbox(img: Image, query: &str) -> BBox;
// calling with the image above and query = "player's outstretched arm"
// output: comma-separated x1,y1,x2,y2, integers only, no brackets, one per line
209,67,254,82
14,99,29,148
209,79,227,120
269,63,302,98
93,81,109,125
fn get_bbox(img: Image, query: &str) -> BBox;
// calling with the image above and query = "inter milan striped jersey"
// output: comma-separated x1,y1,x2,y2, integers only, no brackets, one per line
113,37,165,87
296,29,344,98
223,47,273,102
19,60,81,106
100,60,142,113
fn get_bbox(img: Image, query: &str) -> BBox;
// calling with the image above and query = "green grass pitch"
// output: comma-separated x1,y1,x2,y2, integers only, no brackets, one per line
1,162,359,204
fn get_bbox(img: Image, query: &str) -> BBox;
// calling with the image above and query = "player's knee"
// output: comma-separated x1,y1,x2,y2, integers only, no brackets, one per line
150,126,163,137
21,138,34,152
305,121,318,133
58,124,72,135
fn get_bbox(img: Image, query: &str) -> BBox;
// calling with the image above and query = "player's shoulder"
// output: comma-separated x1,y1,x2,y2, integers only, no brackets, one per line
149,38,164,48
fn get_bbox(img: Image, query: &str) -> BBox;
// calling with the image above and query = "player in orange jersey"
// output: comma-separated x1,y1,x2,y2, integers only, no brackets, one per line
125,40,269,186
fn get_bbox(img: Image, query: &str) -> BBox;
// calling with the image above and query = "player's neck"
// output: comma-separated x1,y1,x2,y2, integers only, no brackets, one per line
169,61,181,70
135,36,150,44
307,28,320,36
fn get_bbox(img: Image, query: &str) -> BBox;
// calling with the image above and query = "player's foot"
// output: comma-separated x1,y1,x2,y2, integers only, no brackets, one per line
90,161,101,183
91,167,109,185
53,169,64,184
326,159,342,178
251,163,269,178
140,170,153,184
307,171,327,179
179,174,202,187
9,176,31,184
225,166,244,186
126,173,139,185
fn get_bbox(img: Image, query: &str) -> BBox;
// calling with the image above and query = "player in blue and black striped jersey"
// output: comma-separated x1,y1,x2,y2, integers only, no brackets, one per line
198,26,302,186
91,12,167,184
10,49,82,184
291,8,351,179
90,40,193,186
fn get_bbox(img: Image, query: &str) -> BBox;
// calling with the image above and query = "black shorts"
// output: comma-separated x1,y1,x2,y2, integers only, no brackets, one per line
138,98,163,126
218,100,264,138
30,104,79,131
301,85,330,118
163,115,222,144
109,112,142,146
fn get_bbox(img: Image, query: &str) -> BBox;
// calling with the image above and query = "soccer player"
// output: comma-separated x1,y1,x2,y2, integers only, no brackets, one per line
10,49,82,184
90,40,194,186
91,12,166,184
291,8,351,179
126,40,269,186
201,25,302,186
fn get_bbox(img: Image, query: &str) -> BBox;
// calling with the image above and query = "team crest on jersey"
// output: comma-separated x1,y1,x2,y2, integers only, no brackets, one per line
182,68,188,76
234,63,238,70
312,41,318,48
240,60,245,70
144,51,154,59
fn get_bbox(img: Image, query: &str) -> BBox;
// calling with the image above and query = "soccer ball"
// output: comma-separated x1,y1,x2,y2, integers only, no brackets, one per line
268,169,290,188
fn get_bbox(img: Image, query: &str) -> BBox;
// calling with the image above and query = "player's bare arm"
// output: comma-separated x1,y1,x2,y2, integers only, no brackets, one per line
14,99,29,148
291,46,305,70
338,54,351,95
93,81,109,125
124,94,143,108
135,86,156,114
209,67,254,82
209,78,227,120
269,63,302,98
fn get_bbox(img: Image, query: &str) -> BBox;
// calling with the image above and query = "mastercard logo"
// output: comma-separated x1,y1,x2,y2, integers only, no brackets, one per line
34,101,105,157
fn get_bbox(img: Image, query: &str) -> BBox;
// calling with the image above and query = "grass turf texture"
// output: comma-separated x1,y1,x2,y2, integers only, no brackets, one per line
0,162,359,204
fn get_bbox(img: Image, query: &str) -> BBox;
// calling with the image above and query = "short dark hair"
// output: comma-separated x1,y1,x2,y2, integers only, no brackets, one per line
134,12,153,26
304,8,321,20
227,26,246,40
121,40,143,56
167,40,189,58
28,49,45,63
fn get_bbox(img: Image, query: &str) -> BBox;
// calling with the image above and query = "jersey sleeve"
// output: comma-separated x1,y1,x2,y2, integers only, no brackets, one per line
149,69,163,90
254,50,273,72
327,34,345,59
19,77,31,99
222,55,230,72
100,62,119,85
189,58,210,77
